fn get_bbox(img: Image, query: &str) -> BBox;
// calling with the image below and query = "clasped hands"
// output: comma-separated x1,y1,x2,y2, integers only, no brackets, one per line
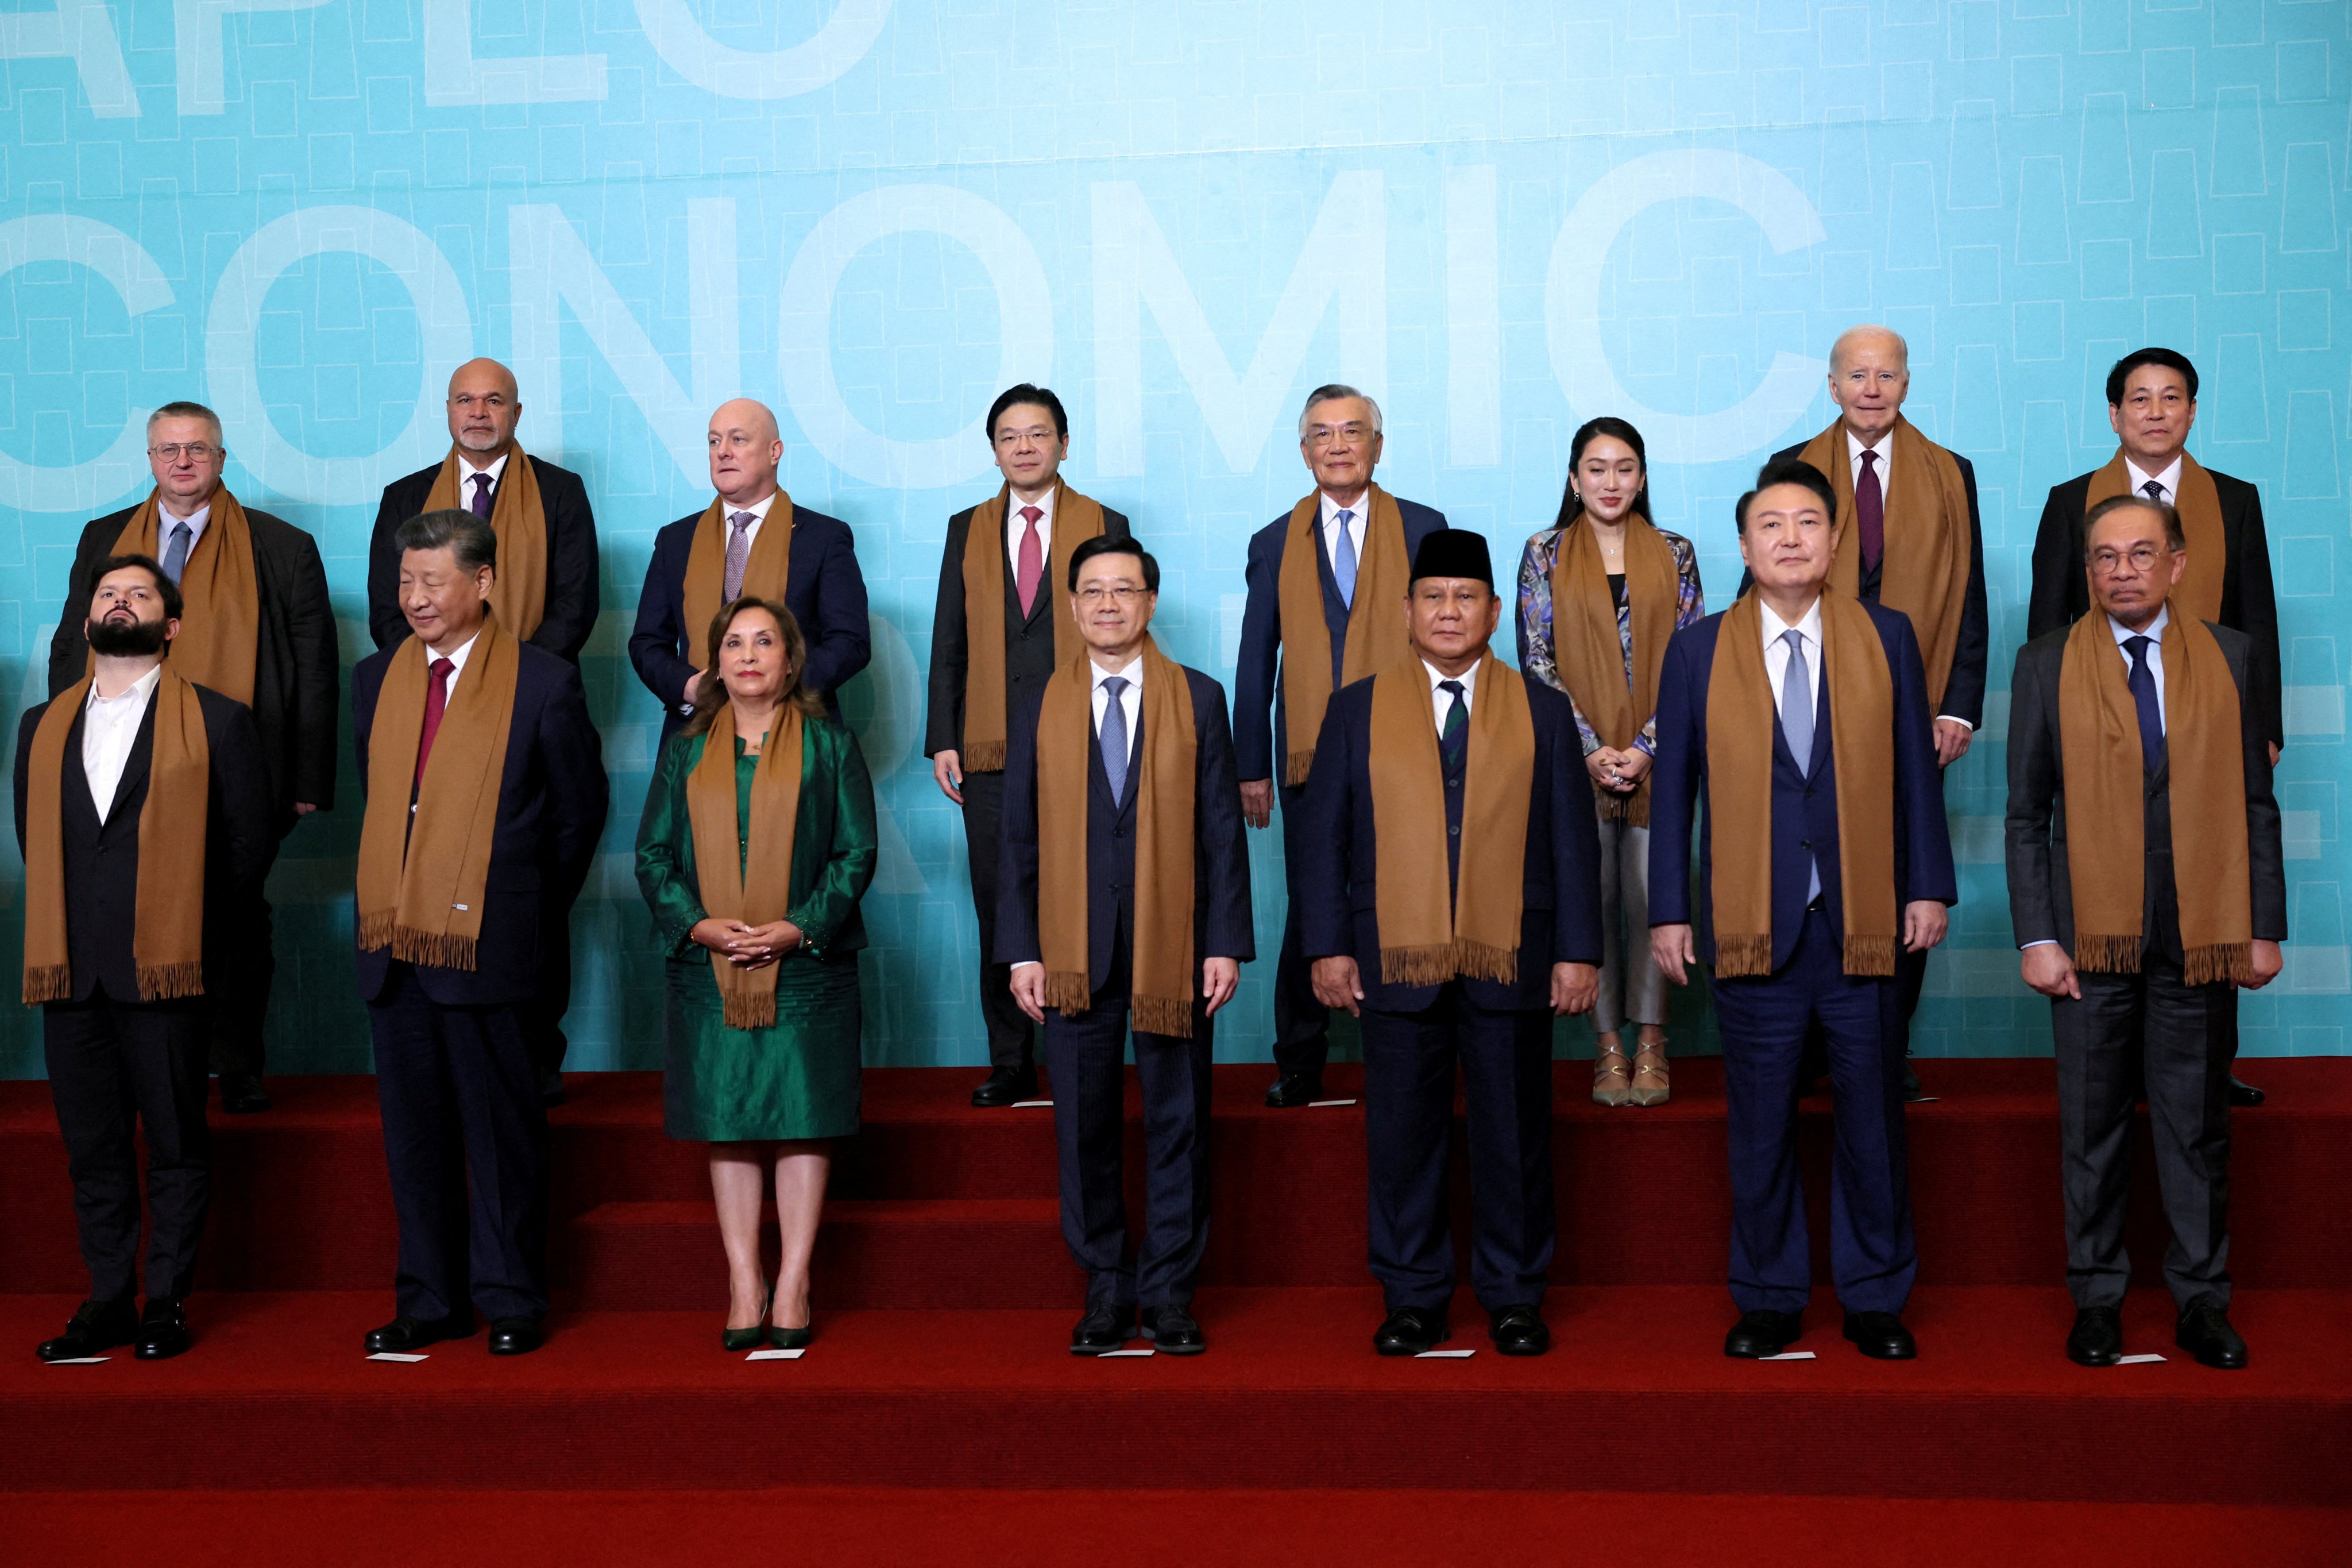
1310,956,1599,1018
690,917,804,970
1585,746,1651,796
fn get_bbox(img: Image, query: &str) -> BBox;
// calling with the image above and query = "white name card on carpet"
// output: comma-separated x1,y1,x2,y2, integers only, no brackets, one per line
44,1357,109,1365
2116,1353,2168,1365
1011,1100,1053,1108
366,1352,428,1363
1760,1351,1817,1361
747,1347,806,1361
1308,1099,1358,1107
1415,1349,1475,1358
1100,1347,1154,1357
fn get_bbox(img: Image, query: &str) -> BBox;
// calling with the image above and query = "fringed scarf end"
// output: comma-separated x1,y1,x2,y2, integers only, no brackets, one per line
391,926,480,972
356,909,397,952
136,961,207,1002
721,990,779,1032
1283,750,1316,789
1130,994,1196,1039
1599,790,1651,828
961,740,1007,774
1841,935,1898,979
21,964,71,1006
2072,932,2144,975
1381,944,1462,988
1044,970,1092,1017
2183,941,2252,988
1452,939,1519,985
1712,933,1774,980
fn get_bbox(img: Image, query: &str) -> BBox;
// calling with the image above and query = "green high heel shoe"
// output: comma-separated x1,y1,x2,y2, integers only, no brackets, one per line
723,1280,773,1352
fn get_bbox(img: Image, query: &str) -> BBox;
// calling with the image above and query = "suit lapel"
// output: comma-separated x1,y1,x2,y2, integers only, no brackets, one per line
105,694,160,827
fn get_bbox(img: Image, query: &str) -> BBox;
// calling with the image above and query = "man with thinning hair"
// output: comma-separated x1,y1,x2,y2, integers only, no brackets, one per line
49,401,335,1115
1235,384,1448,1107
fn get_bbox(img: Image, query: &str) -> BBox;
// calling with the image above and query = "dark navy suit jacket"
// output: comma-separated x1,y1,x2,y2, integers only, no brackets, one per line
1296,667,1604,1014
629,503,870,737
1647,598,1957,973
350,639,610,1008
369,455,602,663
1232,497,1447,783
994,664,1254,995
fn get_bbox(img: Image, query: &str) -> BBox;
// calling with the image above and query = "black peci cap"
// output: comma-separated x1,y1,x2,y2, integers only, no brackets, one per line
1409,529,1494,588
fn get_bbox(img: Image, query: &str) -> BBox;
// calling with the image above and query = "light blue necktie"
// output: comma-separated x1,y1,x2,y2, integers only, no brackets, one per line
1099,675,1130,802
161,522,192,584
1331,509,1358,607
1780,628,1821,902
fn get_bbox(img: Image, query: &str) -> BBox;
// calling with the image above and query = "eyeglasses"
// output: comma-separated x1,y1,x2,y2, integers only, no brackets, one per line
1076,585,1148,605
149,443,219,462
1304,422,1374,445
2090,545,2165,575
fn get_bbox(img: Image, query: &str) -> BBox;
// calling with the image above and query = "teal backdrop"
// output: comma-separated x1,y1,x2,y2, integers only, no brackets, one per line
0,0,2346,1075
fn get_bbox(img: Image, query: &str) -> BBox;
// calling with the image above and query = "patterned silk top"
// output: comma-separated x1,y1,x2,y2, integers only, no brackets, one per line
1514,524,1705,757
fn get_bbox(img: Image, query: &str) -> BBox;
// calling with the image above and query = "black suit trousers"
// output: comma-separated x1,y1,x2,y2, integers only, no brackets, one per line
44,990,213,1303
369,966,550,1322
959,768,1036,1071
206,832,284,1076
1272,778,1330,1074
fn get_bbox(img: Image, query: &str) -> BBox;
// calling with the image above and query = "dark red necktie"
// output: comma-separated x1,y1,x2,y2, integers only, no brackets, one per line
415,657,455,784
1015,505,1044,617
1856,448,1885,575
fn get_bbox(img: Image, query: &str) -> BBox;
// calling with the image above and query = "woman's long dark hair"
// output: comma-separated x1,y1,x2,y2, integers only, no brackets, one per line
685,596,825,736
1553,416,1652,532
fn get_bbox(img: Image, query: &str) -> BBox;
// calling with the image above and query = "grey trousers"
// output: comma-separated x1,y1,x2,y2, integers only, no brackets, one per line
2052,954,2234,1311
1593,813,1667,1037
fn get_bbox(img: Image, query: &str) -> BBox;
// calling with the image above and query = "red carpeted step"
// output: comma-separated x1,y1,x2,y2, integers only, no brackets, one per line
2,1286,2346,1504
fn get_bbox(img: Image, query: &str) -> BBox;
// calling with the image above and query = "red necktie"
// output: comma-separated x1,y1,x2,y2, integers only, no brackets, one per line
415,657,455,785
1015,505,1044,618
1856,447,1885,576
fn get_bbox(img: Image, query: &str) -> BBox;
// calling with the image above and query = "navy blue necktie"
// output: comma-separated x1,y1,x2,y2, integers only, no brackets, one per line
1438,679,1467,775
2125,635,2165,775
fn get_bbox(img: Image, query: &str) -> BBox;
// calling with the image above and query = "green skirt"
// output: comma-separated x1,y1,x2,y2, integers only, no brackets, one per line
662,952,863,1142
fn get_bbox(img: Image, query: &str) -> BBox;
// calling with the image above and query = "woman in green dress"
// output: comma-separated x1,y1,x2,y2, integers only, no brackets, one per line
637,596,877,1350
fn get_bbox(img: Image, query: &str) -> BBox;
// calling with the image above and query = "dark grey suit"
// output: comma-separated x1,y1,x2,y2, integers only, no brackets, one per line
2005,616,2285,1311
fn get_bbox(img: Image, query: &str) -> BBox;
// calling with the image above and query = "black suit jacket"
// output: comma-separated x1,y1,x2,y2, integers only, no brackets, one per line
13,681,271,1002
368,455,601,663
923,500,1132,759
629,502,870,739
49,501,335,829
349,640,610,1008
994,663,1254,994
1296,666,1604,1014
2004,619,2286,960
2026,464,2282,750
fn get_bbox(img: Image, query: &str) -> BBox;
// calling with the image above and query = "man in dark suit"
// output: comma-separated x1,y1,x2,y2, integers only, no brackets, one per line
2026,347,2283,1108
1650,459,1957,1361
928,385,1132,1107
1236,384,1448,1107
998,536,1253,1354
353,511,608,1358
17,555,270,1361
2006,493,2284,1370
1300,530,1604,1357
629,397,869,739
48,403,334,1114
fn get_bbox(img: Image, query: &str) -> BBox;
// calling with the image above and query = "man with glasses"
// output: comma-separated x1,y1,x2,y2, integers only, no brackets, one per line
47,403,335,1114
1235,385,1448,1107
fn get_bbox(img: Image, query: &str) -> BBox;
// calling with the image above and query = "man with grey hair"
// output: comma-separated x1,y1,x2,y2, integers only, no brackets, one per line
47,400,336,1115
1235,384,1448,1106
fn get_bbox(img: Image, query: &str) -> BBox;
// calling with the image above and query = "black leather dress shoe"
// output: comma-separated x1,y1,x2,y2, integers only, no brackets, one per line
2229,1075,2265,1108
1902,1063,1928,1103
217,1072,271,1114
1264,1072,1324,1108
2176,1301,2248,1369
488,1316,543,1356
1843,1310,1917,1360
1488,1304,1550,1357
37,1297,138,1361
1374,1306,1450,1357
971,1066,1038,1108
1142,1304,1205,1355
1069,1303,1133,1355
1723,1309,1803,1358
2067,1305,2124,1366
134,1298,191,1360
364,1312,473,1354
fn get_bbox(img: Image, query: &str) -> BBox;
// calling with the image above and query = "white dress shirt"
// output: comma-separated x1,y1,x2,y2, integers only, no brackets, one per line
2109,603,2169,725
424,628,482,700
1846,426,1891,491
2123,454,2186,508
82,665,163,824
1422,657,1476,735
156,495,212,550
721,487,781,553
1319,490,1369,584
1090,653,1143,768
1005,484,1055,562
458,450,510,511
1757,595,1825,716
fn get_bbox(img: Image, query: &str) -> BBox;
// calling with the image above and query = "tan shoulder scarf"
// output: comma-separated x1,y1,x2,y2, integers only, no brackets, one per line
1036,638,1199,1037
685,703,806,1030
1368,651,1534,986
355,616,521,971
1798,416,1972,713
2057,605,2252,983
1704,590,1898,979
102,487,260,706
1548,513,1679,825
957,480,1107,773
2084,451,2226,624
682,493,797,663
1277,485,1413,785
22,668,211,1003
422,446,548,639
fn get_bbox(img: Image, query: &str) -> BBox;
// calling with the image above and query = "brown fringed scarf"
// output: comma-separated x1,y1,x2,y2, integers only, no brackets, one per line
102,487,260,706
2057,605,2253,983
355,616,520,971
957,480,1107,773
1798,417,1973,713
1277,485,1413,786
1367,651,1533,986
421,446,548,639
1704,591,1898,979
2084,451,2227,625
1034,639,1200,1037
21,667,211,1003
685,702,806,1030
682,493,795,661
1548,513,1679,825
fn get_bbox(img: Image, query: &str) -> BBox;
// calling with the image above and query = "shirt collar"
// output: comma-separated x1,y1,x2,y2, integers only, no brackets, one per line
428,629,484,675
87,663,163,710
724,489,779,525
2123,454,2185,497
1090,654,1144,692
1319,489,1372,529
1422,656,1478,702
458,449,511,486
2108,603,2171,647
1846,426,1891,462
1757,594,1825,647
1009,485,1056,524
156,493,213,531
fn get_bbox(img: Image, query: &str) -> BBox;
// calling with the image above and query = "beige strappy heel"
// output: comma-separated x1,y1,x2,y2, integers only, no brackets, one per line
1592,1045,1633,1107
1629,1042,1671,1107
